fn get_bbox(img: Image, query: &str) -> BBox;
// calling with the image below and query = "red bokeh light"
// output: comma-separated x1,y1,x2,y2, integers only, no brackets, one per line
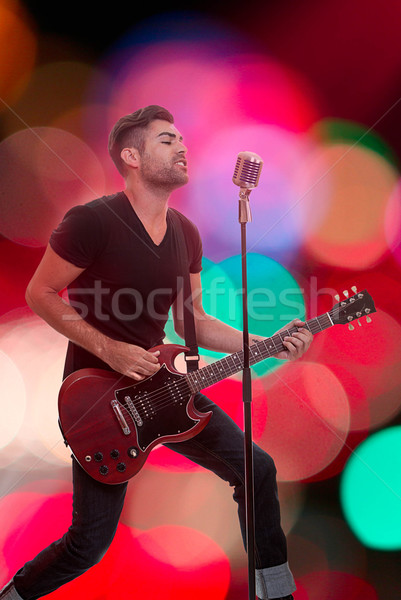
0,127,105,247
306,306,401,431
1,492,73,580
256,361,350,481
297,570,378,600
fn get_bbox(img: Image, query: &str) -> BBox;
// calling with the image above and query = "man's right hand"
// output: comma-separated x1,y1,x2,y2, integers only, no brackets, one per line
25,245,161,382
104,340,161,380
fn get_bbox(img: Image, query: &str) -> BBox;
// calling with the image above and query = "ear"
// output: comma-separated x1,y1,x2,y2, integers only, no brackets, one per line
120,147,140,169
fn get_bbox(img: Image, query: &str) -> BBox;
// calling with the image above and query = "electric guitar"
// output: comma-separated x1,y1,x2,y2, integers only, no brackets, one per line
58,289,376,484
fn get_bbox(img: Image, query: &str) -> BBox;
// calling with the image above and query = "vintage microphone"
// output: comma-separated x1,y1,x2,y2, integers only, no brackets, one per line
232,151,263,600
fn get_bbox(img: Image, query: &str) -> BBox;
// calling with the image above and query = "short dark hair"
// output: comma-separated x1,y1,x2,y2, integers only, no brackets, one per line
108,105,174,176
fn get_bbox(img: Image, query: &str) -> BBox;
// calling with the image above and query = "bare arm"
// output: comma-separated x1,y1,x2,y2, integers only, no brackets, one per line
25,245,160,380
172,272,312,360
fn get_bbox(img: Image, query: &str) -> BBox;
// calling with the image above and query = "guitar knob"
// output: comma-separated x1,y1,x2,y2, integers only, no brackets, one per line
117,462,126,472
99,465,109,476
110,449,120,459
94,452,103,462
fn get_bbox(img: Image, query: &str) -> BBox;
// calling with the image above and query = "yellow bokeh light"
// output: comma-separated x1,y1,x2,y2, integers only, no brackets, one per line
0,0,37,107
303,143,400,268
0,313,69,466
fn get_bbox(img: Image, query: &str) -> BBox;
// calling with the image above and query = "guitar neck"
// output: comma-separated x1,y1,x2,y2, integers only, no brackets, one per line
186,312,334,394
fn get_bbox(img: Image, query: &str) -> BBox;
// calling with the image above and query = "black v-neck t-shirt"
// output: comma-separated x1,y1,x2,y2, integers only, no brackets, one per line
49,192,203,377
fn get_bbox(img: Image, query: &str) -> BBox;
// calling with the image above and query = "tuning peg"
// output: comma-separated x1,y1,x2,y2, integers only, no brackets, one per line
343,290,349,298
334,294,340,302
351,286,357,293
366,316,372,323
348,323,355,331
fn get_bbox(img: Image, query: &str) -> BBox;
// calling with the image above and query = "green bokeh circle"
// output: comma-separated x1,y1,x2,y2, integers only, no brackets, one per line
340,426,401,550
165,253,305,376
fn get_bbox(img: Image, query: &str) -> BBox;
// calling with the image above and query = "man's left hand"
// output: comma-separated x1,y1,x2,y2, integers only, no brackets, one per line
274,318,313,361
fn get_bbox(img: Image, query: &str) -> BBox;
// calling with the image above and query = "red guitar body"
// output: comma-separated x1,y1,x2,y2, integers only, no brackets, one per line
58,344,212,484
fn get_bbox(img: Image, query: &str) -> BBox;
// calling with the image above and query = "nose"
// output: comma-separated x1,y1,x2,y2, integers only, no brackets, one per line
178,140,188,154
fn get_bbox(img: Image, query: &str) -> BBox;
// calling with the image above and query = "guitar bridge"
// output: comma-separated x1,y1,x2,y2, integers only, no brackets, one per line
111,399,130,435
125,396,143,427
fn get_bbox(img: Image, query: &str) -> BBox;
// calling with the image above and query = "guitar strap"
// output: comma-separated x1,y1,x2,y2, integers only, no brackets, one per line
169,208,200,372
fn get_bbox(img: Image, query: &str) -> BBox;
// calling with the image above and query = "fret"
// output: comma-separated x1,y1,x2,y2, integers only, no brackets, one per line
229,354,237,370
262,337,277,356
271,335,281,354
186,371,198,393
233,353,243,371
221,355,231,369
200,368,212,386
249,344,262,365
308,320,319,334
314,317,323,331
216,361,226,377
307,322,316,334
322,314,332,329
273,330,286,352
210,361,222,384
254,341,269,361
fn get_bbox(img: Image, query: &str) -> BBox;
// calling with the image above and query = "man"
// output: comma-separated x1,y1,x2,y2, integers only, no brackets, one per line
1,105,312,599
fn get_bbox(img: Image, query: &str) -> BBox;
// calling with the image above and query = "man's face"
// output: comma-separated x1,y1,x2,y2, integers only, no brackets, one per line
138,119,188,190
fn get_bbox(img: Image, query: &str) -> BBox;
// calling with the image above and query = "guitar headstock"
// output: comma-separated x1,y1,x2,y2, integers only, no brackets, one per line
329,288,376,328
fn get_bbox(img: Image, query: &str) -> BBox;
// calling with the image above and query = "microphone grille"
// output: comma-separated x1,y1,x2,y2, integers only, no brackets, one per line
232,151,263,189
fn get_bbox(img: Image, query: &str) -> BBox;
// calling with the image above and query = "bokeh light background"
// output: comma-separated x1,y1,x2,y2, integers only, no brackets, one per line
1,0,401,598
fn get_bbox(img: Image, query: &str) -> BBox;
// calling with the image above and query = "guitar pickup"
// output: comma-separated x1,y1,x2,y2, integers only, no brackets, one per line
111,399,130,435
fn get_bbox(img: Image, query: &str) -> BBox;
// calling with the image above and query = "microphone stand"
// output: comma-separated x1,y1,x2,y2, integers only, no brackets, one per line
239,188,256,600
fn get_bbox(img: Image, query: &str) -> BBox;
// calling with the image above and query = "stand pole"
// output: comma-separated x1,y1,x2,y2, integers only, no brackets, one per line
239,192,256,600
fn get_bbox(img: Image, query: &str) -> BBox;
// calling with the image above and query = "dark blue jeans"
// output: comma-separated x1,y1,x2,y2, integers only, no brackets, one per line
13,393,295,600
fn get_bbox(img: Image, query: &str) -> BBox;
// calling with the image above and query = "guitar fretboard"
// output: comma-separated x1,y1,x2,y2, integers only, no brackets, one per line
186,312,333,393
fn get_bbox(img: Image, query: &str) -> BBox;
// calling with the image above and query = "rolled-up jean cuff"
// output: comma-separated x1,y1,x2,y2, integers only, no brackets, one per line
0,581,24,600
255,561,296,599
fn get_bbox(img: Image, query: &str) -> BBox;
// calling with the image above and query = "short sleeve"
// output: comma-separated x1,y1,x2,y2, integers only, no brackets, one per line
49,204,103,268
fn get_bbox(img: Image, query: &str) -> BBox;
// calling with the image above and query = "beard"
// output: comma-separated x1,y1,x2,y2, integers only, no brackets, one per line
139,152,188,190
